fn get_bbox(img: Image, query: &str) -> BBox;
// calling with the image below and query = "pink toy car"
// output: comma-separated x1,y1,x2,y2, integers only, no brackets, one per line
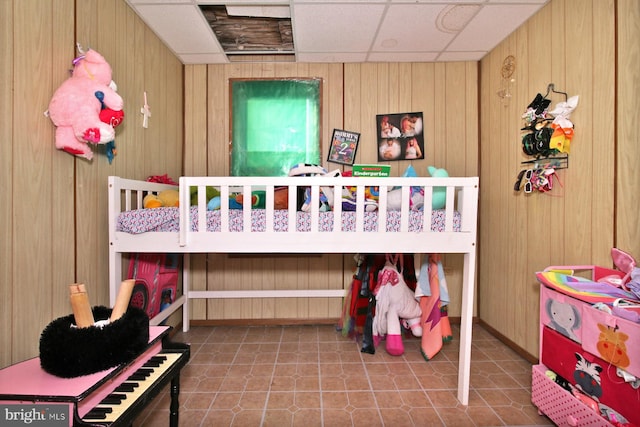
127,253,180,319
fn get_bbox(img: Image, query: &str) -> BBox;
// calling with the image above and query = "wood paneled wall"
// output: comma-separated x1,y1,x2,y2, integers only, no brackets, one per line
183,62,478,322
478,0,639,357
0,0,183,368
616,0,640,255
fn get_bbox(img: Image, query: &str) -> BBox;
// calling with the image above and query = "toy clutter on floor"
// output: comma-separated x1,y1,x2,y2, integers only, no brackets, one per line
532,248,640,427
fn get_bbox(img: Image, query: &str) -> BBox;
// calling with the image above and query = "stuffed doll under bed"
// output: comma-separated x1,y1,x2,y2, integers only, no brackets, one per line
108,174,479,404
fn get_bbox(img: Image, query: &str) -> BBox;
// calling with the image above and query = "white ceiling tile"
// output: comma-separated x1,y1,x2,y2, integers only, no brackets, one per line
374,4,456,52
292,3,386,52
368,51,439,62
134,5,222,54
225,5,290,18
297,52,369,63
294,0,386,3
198,0,286,3
390,0,484,3
125,0,550,64
437,51,487,61
448,4,545,51
488,0,547,3
128,0,192,4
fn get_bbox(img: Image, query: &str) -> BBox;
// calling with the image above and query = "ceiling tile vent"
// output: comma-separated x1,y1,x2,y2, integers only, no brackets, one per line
436,5,481,33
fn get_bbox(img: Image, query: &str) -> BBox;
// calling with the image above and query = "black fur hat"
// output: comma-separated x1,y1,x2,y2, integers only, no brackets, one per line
39,306,149,378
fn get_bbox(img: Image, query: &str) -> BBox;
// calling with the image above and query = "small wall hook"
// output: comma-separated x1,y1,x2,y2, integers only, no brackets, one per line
544,83,568,101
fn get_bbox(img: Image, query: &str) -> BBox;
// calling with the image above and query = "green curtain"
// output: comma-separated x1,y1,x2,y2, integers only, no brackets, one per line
231,79,321,176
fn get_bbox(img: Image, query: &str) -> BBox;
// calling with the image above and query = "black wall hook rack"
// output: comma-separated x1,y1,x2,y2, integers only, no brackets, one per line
544,83,568,101
521,154,569,170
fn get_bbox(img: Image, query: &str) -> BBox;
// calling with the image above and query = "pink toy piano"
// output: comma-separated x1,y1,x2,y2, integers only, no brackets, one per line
0,326,189,426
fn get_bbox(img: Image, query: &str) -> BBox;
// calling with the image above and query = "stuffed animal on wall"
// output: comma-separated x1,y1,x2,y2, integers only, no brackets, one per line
143,190,179,208
47,48,124,161
96,91,124,164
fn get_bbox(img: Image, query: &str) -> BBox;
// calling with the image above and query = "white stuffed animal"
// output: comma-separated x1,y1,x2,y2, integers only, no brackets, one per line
386,188,424,211
372,256,422,356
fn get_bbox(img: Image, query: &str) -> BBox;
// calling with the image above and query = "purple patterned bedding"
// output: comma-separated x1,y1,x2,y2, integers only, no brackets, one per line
117,207,461,234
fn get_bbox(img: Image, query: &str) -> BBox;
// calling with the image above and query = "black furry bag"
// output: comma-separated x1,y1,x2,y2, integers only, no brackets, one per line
39,306,149,378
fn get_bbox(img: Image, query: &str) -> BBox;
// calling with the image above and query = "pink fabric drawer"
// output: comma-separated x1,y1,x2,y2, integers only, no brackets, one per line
582,304,640,379
532,364,613,426
541,327,639,426
541,285,587,343
541,284,640,378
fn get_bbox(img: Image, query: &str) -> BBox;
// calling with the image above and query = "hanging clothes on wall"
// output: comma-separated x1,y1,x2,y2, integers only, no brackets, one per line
515,84,578,195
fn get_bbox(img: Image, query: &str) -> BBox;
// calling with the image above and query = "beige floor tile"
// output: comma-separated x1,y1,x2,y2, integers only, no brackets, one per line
132,324,555,426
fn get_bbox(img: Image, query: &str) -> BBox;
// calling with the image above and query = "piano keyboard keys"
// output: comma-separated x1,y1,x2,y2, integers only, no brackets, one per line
114,382,138,393
145,356,166,367
128,370,151,381
99,393,127,405
83,406,113,420
82,352,182,423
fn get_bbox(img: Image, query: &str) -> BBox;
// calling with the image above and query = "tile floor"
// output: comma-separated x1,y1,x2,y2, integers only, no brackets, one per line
134,323,554,427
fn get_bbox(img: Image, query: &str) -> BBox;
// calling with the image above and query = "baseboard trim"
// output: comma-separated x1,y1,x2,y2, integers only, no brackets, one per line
188,318,341,327
184,316,473,328
478,319,538,364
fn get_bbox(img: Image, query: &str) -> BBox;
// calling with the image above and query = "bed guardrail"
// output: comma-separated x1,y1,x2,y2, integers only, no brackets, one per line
178,176,478,254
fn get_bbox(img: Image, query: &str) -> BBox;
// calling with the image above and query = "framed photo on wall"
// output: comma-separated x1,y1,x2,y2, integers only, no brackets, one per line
376,112,424,161
327,129,360,165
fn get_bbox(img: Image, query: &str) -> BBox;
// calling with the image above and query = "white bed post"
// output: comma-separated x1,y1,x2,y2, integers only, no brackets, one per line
182,253,190,332
108,177,121,306
109,249,122,306
457,249,476,405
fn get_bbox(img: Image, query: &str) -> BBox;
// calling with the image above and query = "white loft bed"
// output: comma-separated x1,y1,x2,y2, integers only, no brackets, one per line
108,175,479,404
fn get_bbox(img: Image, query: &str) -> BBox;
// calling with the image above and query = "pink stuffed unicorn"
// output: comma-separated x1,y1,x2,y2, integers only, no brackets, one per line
372,254,422,356
47,48,124,160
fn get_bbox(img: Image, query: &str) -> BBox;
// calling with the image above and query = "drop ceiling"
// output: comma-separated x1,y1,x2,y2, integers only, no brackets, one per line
125,0,549,64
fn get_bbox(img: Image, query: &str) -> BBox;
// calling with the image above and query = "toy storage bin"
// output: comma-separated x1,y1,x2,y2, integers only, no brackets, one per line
541,326,640,427
532,364,613,427
544,265,626,283
540,285,588,343
581,304,640,378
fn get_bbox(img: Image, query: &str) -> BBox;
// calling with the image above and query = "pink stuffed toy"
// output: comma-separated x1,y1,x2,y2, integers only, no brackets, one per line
372,255,422,356
47,49,124,160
